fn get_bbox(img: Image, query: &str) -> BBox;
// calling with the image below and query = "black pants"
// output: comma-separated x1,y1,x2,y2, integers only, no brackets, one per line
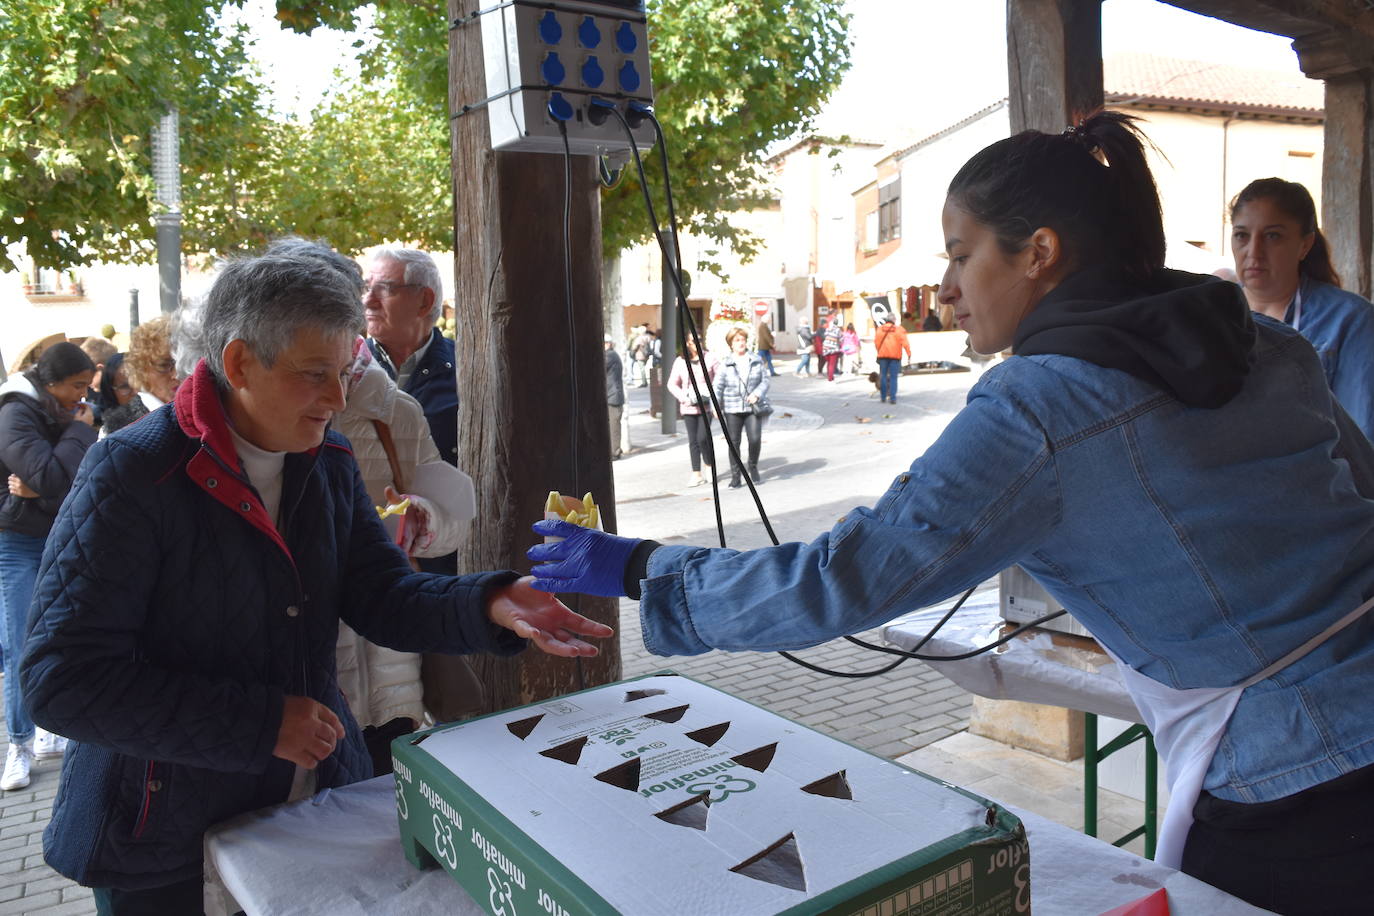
363,716,417,777
682,413,714,472
1182,762,1374,914
723,412,762,478
92,876,205,915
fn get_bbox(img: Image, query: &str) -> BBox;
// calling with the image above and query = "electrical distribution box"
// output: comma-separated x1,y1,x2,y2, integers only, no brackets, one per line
999,566,1094,639
469,0,656,157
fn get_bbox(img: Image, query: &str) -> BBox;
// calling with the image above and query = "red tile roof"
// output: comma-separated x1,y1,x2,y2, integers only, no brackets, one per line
1104,52,1322,114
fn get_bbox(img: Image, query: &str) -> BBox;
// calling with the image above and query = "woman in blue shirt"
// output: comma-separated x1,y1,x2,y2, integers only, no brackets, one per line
528,113,1374,914
1231,177,1374,441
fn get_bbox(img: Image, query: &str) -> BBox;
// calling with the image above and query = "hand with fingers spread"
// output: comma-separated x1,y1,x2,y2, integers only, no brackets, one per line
526,519,641,597
485,576,614,655
273,696,346,769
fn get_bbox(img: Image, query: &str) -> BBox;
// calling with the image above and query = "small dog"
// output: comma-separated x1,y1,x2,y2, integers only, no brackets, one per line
867,371,882,398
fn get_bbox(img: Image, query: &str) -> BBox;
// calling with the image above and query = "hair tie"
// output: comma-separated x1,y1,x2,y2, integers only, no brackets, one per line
1062,122,1100,153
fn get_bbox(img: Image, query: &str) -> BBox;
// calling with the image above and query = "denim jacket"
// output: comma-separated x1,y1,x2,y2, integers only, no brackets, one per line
640,318,1374,804
1286,278,1374,443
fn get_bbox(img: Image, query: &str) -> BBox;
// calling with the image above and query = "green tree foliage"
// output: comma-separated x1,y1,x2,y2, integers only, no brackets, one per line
276,0,852,270
3,0,850,272
251,76,452,252
0,0,277,270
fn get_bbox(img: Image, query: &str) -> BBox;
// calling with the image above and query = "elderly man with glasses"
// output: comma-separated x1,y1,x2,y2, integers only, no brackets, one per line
363,248,458,468
20,248,611,913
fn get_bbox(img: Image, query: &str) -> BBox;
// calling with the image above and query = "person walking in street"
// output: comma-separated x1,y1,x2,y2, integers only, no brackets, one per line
874,316,911,404
0,342,97,789
714,328,770,488
667,337,718,487
605,335,625,459
842,322,861,375
21,247,611,911
629,325,652,387
1230,177,1374,441
527,111,1374,915
756,319,778,376
822,318,844,381
795,321,815,376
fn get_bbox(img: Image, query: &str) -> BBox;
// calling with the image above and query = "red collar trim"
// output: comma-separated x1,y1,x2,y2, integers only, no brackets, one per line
175,361,240,470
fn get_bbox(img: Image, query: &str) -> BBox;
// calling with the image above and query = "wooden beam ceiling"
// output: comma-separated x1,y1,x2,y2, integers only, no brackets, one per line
1161,1,1374,42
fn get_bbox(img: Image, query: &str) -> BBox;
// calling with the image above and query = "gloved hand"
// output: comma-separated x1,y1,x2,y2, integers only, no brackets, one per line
527,519,641,597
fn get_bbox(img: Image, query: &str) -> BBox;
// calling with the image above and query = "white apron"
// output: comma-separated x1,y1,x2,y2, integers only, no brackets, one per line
1110,593,1374,869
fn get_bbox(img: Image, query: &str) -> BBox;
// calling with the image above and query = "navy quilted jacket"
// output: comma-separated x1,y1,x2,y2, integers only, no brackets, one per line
368,328,458,465
20,362,523,890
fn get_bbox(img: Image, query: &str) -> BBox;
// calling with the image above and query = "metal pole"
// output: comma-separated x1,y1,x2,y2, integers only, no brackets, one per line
155,213,182,313
129,289,140,331
659,243,679,433
151,107,182,313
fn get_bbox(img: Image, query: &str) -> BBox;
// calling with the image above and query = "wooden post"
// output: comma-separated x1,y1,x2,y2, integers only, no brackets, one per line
1006,0,1104,134
448,0,622,712
1320,74,1374,297
1297,30,1374,298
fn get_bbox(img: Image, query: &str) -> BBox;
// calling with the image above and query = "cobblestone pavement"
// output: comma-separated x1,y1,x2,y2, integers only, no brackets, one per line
0,353,990,913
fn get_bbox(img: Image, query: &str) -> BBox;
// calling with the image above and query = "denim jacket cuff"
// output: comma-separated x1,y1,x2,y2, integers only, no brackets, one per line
640,545,711,656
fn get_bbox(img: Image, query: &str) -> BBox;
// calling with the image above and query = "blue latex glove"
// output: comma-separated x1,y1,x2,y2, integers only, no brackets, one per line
527,519,641,597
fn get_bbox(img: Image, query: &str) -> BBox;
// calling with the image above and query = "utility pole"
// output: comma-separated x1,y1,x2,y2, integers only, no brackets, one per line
448,0,621,711
150,107,182,313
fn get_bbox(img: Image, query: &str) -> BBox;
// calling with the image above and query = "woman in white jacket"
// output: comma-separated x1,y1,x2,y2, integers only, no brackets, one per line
335,338,474,773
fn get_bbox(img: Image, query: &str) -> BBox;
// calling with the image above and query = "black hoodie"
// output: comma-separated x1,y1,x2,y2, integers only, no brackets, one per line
1014,266,1256,409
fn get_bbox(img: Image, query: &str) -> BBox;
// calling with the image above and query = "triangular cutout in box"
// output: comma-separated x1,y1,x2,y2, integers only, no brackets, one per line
685,722,730,747
654,795,710,831
643,704,689,724
732,742,778,772
539,735,587,765
730,832,806,892
801,770,852,800
594,757,642,792
506,714,543,740
624,688,667,702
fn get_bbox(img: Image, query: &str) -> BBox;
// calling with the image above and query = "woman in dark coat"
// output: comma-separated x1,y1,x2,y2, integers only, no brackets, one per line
0,342,96,790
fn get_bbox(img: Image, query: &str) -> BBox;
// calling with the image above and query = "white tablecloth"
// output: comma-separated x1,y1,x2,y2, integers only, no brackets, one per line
880,592,1145,723
205,775,1272,915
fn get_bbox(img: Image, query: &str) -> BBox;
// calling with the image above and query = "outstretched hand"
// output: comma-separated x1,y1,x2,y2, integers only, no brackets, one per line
486,576,614,656
526,519,641,597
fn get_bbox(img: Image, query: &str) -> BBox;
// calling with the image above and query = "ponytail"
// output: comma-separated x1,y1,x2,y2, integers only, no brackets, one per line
948,110,1165,283
1230,178,1341,288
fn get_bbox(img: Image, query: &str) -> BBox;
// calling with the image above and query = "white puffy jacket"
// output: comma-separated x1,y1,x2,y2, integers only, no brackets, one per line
333,357,467,728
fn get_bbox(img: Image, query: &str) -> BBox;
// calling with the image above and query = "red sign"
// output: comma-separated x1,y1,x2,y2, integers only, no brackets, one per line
752,299,771,318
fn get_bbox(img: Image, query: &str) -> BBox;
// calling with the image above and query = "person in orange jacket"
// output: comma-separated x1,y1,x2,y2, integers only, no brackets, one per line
874,316,911,403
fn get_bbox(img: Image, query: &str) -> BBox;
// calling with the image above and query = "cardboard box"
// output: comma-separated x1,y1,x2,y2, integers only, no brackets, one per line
393,673,1028,915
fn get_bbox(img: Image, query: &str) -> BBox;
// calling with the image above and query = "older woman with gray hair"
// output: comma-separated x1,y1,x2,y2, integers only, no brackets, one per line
20,247,610,912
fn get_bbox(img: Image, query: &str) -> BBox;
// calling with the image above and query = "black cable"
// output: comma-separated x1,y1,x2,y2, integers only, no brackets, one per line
619,105,1056,676
608,105,747,546
557,118,578,497
557,118,585,691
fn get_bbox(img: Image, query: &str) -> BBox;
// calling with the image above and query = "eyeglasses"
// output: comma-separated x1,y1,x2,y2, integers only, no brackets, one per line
363,281,420,298
153,359,176,374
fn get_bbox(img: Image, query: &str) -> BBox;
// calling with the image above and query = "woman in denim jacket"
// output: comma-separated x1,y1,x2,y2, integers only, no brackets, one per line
714,327,769,488
1231,177,1374,442
529,113,1374,913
